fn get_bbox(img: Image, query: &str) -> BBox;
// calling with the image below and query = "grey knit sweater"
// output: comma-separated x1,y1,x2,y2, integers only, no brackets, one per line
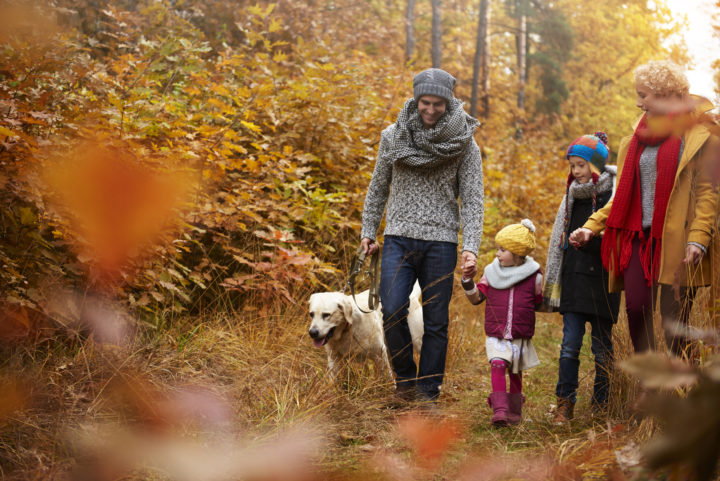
639,145,659,229
361,102,484,254
639,140,685,229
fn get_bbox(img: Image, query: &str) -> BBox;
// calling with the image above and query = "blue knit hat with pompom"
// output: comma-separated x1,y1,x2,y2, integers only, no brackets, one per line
566,131,609,172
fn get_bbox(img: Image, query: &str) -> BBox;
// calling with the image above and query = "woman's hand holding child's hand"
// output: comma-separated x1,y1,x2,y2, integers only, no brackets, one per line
569,228,594,248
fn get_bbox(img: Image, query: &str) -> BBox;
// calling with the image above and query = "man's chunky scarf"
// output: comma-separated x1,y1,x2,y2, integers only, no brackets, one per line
390,97,478,168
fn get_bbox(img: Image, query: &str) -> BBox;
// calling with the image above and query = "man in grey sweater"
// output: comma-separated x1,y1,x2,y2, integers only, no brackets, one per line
360,68,484,402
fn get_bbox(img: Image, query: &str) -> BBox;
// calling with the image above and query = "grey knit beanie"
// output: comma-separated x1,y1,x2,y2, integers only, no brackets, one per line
413,68,456,104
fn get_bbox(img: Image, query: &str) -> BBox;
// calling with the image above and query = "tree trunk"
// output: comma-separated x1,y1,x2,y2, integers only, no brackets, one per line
515,10,527,140
712,212,720,326
470,0,489,118
517,13,527,110
431,0,442,68
481,1,491,118
405,0,416,62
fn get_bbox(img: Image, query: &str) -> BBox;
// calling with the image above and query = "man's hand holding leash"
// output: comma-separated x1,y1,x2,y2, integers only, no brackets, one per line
361,237,378,256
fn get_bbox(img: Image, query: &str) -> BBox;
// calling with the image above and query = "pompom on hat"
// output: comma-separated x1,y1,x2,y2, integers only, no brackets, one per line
566,131,609,174
495,219,536,257
413,68,456,104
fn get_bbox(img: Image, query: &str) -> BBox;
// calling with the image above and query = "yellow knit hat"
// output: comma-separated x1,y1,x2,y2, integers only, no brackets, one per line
495,219,536,257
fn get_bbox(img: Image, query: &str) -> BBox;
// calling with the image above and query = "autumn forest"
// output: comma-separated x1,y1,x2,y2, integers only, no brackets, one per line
1,0,720,479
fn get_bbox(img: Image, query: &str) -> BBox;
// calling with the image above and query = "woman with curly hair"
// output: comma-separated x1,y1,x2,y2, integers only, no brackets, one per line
570,60,719,357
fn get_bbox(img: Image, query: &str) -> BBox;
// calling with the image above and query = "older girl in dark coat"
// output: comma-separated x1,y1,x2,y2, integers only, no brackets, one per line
543,132,620,423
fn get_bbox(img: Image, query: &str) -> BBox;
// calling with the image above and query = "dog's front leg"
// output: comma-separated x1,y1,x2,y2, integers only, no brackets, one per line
327,352,340,382
379,346,394,381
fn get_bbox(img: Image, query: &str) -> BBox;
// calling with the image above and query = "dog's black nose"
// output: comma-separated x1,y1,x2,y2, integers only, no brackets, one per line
308,327,319,339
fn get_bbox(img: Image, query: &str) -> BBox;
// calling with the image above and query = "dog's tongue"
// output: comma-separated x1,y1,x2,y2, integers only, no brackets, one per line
313,338,325,348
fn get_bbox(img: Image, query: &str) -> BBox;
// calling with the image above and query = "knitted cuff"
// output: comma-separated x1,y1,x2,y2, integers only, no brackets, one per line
687,241,707,254
461,277,478,295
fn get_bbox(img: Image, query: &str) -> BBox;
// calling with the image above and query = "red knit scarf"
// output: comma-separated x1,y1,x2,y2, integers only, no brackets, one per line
601,115,681,284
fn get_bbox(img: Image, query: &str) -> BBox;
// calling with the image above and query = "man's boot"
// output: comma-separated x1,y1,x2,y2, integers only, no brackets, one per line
389,384,416,409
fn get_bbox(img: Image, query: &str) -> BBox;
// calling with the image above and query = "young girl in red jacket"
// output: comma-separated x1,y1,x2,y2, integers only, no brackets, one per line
462,219,543,426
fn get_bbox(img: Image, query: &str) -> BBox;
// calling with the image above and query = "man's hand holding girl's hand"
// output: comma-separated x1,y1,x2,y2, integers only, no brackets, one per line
461,251,477,279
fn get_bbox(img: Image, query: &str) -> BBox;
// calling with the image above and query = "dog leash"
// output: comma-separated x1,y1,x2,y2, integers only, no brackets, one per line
344,245,380,314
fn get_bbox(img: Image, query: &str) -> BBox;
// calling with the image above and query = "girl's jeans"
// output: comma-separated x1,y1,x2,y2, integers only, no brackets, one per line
380,235,457,400
555,312,614,406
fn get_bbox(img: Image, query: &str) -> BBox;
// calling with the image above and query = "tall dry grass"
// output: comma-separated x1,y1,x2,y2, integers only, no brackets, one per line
1,266,718,479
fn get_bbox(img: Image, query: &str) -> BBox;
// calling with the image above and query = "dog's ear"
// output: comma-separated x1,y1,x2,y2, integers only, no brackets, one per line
308,293,319,309
339,297,354,324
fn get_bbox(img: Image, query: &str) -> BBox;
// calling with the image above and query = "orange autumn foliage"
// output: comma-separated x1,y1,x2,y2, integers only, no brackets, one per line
0,0,697,322
46,143,192,282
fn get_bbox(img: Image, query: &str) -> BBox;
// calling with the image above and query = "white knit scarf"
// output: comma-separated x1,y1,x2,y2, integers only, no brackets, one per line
484,256,540,289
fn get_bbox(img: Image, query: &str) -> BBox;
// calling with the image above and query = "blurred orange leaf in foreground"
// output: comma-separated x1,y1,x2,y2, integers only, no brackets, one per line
0,377,30,421
46,142,192,280
0,303,56,344
396,413,463,471
0,3,60,44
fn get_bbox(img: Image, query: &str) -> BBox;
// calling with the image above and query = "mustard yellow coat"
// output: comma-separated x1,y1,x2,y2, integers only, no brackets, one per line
584,100,720,292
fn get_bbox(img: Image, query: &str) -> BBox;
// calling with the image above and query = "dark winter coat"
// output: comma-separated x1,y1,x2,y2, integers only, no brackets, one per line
560,191,621,321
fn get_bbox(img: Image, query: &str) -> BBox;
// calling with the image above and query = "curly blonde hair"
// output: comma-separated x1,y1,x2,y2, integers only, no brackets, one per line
634,60,690,97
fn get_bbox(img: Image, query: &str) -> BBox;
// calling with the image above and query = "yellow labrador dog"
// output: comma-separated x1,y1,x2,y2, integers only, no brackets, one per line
308,282,423,379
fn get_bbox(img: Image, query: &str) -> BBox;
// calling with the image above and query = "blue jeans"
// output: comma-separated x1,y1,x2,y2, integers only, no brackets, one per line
555,312,614,406
380,236,457,400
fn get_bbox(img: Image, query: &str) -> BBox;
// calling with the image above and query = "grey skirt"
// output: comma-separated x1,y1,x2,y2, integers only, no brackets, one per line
485,336,540,374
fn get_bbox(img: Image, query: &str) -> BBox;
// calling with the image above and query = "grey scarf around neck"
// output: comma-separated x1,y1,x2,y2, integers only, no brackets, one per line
484,256,540,290
542,166,616,311
390,97,479,168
